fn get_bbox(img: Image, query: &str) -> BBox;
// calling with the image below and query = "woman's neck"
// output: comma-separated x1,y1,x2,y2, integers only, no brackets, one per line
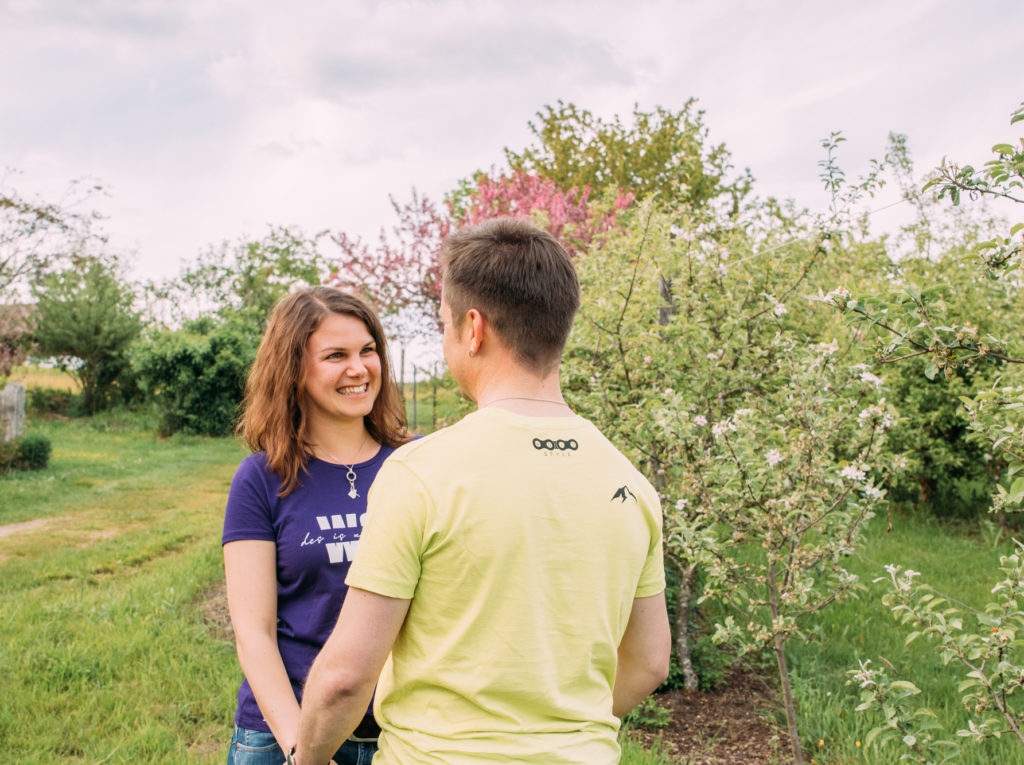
307,419,376,464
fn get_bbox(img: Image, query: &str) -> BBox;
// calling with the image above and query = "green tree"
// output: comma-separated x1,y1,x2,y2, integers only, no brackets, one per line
31,255,142,413
838,100,1024,762
149,225,330,331
504,100,753,213
562,193,894,763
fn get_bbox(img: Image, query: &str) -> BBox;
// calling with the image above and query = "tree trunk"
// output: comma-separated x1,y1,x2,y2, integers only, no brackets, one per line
773,633,804,764
672,559,700,692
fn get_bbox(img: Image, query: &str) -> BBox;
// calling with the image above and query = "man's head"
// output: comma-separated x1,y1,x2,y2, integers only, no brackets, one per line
440,218,580,376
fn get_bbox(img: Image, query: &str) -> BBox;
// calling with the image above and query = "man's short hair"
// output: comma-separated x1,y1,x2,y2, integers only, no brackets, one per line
441,218,580,374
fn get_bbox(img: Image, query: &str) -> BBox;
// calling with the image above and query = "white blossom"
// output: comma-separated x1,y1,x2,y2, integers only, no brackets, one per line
773,302,788,317
840,464,866,481
766,449,783,467
694,415,708,427
864,485,884,500
819,338,839,356
859,371,883,387
675,498,689,511
712,421,728,438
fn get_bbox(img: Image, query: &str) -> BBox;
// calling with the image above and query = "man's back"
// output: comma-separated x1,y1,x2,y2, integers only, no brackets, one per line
348,407,665,764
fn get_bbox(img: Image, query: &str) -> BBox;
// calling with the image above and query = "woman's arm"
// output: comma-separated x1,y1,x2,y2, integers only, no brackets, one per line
224,539,301,754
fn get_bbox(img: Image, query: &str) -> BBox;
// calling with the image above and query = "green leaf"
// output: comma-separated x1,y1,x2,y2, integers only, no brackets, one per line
925,363,939,380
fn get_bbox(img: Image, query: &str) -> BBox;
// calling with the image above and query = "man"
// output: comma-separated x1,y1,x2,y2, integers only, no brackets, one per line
293,218,670,764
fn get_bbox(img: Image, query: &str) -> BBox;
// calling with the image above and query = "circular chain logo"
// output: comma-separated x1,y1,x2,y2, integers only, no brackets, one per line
532,438,579,451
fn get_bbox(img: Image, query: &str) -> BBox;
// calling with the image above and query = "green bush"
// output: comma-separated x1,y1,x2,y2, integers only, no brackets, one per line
885,362,998,518
17,433,51,470
0,433,52,472
28,387,78,415
131,316,259,437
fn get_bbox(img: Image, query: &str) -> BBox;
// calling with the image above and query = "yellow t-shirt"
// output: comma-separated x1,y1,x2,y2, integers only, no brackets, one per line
347,407,665,764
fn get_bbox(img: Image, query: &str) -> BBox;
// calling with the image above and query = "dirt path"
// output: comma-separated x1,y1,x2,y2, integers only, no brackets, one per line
0,517,53,538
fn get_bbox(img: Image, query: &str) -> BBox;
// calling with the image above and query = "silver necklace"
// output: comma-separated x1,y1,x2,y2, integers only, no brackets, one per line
483,395,569,407
317,433,369,499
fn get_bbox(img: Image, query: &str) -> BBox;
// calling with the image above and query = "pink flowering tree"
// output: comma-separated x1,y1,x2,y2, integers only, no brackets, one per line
328,170,633,335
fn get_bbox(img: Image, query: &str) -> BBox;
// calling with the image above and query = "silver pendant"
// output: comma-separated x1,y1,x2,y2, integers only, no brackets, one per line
346,467,358,499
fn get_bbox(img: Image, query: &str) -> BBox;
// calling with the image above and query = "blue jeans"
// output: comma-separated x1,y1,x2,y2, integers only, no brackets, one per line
227,725,376,765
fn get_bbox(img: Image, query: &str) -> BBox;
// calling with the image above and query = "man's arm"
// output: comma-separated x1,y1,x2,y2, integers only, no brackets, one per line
612,591,671,718
293,587,411,765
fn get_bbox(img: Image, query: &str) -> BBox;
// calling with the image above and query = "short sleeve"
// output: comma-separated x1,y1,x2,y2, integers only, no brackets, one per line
635,485,666,598
346,459,428,599
222,455,276,545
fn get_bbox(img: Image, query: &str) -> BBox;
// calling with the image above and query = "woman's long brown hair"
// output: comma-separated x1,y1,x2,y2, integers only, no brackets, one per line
236,286,410,496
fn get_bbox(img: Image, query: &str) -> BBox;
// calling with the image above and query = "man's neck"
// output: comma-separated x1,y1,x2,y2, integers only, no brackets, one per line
472,366,573,418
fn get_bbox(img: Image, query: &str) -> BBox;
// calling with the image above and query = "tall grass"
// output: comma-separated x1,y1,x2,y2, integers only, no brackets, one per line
7,364,78,391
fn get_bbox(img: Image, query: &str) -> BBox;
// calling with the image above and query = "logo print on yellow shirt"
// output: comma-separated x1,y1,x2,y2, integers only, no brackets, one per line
611,485,637,503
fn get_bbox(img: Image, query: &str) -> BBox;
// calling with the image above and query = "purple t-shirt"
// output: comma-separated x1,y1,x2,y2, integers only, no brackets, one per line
222,445,397,731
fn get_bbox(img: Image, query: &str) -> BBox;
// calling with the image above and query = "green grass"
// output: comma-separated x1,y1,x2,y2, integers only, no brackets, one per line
0,413,246,763
12,405,1024,762
789,512,1024,764
402,375,467,433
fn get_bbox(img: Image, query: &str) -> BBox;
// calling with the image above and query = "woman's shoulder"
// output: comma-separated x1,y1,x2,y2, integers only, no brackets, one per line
235,450,272,475
230,451,281,493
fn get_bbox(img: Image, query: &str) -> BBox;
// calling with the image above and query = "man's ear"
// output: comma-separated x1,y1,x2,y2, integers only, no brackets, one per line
467,308,485,354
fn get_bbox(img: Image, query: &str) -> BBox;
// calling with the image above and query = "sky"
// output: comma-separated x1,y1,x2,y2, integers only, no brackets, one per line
2,0,1023,290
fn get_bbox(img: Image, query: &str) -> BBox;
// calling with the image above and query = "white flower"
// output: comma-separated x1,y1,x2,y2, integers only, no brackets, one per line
864,485,884,500
664,388,674,396
694,415,708,427
735,408,753,417
860,371,883,387
825,286,852,308
717,263,729,278
644,355,652,364
819,338,839,356
840,464,866,482
675,498,689,511
712,422,728,438
766,449,783,467
773,302,788,317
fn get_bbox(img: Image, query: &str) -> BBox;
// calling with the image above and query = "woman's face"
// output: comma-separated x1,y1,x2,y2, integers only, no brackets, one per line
303,312,382,428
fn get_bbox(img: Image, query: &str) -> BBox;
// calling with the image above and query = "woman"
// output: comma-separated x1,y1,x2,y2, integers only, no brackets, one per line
223,286,410,765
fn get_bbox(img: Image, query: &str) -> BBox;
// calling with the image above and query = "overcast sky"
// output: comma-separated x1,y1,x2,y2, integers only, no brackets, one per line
3,0,1022,286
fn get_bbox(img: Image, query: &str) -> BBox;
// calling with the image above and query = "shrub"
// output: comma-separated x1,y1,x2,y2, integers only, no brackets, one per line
884,363,998,519
28,387,77,415
17,433,51,470
131,316,259,437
